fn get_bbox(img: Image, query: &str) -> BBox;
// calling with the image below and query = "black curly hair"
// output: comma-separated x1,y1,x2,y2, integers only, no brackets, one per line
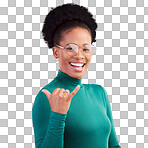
42,3,98,49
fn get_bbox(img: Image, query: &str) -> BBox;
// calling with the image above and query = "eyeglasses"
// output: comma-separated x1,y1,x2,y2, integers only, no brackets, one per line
55,43,96,56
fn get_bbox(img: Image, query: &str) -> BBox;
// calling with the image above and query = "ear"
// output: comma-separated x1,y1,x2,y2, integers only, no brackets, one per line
52,46,59,59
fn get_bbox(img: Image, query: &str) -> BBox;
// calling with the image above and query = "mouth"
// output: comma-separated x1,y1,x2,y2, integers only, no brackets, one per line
69,62,85,72
69,62,85,67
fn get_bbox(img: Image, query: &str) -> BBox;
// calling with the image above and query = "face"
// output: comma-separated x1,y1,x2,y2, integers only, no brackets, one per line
53,27,92,79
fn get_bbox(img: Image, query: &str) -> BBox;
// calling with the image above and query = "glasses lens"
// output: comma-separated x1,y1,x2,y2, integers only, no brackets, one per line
65,43,96,56
82,44,93,56
65,44,77,56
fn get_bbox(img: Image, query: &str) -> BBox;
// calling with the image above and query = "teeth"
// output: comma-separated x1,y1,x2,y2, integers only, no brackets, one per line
70,62,84,67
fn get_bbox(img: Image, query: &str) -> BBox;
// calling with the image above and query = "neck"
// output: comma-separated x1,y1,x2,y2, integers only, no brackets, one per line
55,69,82,87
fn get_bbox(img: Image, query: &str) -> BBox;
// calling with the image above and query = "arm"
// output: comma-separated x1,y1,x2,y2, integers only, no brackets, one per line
102,87,121,148
32,90,67,148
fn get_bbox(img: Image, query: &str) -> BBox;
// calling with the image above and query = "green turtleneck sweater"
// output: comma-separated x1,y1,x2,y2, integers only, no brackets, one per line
32,69,121,148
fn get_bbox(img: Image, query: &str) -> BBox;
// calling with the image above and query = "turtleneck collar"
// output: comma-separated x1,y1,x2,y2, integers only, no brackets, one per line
55,69,83,87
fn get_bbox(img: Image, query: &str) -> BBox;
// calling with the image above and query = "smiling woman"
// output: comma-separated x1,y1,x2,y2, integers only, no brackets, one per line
32,3,121,148
55,40,95,73
52,27,92,79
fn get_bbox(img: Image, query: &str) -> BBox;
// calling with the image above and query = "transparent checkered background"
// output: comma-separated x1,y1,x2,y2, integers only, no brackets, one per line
0,0,148,148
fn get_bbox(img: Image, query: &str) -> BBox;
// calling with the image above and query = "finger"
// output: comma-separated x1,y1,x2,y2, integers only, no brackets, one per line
63,89,69,93
65,89,70,93
58,88,68,98
41,89,51,100
52,88,61,94
59,88,65,92
60,88,70,94
68,85,80,101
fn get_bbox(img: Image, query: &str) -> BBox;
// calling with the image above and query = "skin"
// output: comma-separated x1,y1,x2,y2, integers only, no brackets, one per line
52,27,92,79
42,85,80,114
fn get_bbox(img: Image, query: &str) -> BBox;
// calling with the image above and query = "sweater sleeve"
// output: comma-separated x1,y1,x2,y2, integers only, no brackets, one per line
102,87,121,148
32,90,67,148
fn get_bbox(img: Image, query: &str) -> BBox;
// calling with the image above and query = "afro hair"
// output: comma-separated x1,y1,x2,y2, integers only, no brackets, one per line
42,3,98,48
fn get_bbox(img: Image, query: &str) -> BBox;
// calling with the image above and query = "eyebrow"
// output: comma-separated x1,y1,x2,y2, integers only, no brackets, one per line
65,43,90,46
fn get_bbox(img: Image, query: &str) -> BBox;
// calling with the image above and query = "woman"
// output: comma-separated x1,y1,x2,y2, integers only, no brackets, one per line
32,3,121,148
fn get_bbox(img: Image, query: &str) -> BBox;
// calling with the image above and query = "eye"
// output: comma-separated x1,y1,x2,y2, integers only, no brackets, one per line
66,47,73,50
83,48,89,51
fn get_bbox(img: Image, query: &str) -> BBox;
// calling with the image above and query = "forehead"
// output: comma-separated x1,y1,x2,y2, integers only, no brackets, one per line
61,27,91,46
65,43,91,46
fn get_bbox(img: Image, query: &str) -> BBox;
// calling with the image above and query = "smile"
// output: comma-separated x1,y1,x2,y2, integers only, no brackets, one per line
69,62,85,67
69,62,85,72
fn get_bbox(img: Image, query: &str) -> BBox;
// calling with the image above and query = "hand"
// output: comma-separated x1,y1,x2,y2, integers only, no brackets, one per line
41,85,80,114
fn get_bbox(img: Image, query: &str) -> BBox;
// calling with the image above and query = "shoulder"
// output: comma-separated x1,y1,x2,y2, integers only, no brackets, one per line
84,83,109,97
34,79,58,102
92,84,107,94
32,79,58,112
83,83,105,91
82,83,107,97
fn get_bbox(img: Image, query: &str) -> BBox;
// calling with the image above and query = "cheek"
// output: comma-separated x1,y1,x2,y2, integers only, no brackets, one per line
60,56,71,66
59,52,69,62
87,57,92,63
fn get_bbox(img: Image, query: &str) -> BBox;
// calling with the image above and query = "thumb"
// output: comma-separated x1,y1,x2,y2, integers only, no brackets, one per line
41,89,51,100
